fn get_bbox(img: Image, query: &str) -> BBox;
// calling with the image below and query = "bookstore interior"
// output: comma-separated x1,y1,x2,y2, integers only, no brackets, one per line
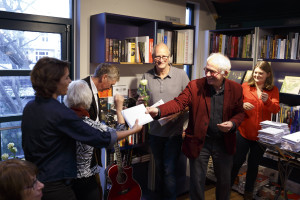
1,0,300,200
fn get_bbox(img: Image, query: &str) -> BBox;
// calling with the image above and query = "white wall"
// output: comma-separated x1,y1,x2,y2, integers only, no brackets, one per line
76,0,216,85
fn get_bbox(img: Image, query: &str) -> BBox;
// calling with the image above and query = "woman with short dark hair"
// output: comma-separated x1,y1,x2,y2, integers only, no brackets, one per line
22,57,142,200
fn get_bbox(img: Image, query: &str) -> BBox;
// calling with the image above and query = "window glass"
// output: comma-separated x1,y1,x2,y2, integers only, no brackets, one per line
0,0,71,18
0,29,61,70
0,76,33,117
0,121,23,158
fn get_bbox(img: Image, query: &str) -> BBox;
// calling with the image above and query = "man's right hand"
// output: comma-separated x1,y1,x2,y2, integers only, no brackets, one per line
146,107,158,118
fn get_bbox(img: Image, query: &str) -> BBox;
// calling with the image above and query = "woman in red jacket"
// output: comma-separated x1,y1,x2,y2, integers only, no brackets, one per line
231,61,280,199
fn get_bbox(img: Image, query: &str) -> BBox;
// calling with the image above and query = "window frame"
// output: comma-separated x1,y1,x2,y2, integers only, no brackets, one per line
0,11,73,123
0,9,74,158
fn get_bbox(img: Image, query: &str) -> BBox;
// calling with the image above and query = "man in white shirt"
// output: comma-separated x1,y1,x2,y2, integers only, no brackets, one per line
82,63,120,199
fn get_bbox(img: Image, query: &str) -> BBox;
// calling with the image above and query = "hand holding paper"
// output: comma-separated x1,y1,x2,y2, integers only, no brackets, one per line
121,104,153,129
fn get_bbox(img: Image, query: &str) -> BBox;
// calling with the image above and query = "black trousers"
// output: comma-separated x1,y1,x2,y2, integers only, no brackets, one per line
72,175,101,200
42,179,76,200
231,131,266,192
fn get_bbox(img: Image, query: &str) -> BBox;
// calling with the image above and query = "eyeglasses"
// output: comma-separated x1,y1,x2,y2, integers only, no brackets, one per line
154,55,169,61
204,67,221,76
25,178,39,190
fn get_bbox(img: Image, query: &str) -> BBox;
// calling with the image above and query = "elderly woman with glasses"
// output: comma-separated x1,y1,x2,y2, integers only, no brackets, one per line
0,159,44,200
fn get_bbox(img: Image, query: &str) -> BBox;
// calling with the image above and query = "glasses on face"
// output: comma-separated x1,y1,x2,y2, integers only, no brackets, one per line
204,67,220,76
154,55,169,61
25,178,39,190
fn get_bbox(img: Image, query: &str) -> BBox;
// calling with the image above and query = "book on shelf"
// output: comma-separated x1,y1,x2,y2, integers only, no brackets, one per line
112,39,119,62
242,70,252,83
105,38,110,62
109,38,113,62
165,30,173,54
157,29,164,44
226,70,246,84
149,38,154,63
137,36,149,63
280,76,300,95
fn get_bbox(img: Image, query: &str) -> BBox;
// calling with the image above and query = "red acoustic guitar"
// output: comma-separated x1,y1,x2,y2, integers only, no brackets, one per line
107,143,142,200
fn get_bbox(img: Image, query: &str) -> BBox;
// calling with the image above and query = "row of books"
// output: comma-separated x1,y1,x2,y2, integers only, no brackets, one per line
157,28,194,64
258,33,300,60
209,33,255,59
105,36,154,63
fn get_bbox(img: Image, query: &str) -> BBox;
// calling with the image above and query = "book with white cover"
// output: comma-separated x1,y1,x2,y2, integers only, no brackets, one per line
282,131,300,143
121,104,153,129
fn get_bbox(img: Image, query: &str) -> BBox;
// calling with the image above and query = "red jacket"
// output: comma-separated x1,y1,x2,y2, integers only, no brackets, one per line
238,83,280,141
159,78,244,155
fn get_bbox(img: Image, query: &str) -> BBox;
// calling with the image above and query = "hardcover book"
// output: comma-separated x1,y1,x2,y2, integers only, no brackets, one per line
121,104,153,129
280,76,300,95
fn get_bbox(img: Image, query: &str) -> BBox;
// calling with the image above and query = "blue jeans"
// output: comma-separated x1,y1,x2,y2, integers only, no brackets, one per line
231,131,266,193
189,137,233,200
149,134,183,200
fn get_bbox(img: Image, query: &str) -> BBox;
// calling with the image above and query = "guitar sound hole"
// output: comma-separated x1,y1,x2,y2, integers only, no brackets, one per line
117,172,127,184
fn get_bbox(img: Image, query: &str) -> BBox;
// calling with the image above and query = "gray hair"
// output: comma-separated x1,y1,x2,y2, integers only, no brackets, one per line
207,53,231,73
93,63,120,81
64,80,92,110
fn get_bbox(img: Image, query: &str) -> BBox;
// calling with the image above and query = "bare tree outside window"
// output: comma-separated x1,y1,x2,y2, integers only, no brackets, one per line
0,0,69,159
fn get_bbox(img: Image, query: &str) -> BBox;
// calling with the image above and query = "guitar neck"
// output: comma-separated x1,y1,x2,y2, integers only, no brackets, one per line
114,143,123,171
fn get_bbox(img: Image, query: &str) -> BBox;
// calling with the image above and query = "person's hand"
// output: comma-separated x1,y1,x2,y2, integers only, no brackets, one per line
261,92,269,102
114,94,124,111
217,121,233,133
131,119,143,133
182,131,186,139
243,102,254,110
145,107,158,118
136,96,146,105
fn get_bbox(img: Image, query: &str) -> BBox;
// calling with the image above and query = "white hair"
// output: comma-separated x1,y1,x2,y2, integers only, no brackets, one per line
207,53,231,72
64,80,92,110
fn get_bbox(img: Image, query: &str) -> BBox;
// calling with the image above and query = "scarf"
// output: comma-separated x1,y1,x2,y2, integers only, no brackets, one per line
71,107,90,118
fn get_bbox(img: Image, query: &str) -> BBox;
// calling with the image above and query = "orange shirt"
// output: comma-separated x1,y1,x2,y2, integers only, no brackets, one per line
238,83,280,141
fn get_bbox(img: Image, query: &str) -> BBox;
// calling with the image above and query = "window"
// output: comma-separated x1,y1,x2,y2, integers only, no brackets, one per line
0,0,71,18
0,0,73,159
185,3,195,79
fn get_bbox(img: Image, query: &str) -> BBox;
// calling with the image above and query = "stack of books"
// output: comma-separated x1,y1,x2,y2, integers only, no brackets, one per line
281,131,300,152
258,121,290,144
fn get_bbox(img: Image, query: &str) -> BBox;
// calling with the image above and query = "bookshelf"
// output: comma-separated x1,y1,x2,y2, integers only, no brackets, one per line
207,26,300,96
90,12,195,65
90,12,195,197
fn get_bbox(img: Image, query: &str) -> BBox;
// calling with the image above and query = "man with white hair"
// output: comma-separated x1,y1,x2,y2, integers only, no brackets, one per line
146,53,244,200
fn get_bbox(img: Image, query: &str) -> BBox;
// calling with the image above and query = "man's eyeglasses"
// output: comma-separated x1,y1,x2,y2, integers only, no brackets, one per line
154,56,169,61
25,178,39,190
204,67,221,76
